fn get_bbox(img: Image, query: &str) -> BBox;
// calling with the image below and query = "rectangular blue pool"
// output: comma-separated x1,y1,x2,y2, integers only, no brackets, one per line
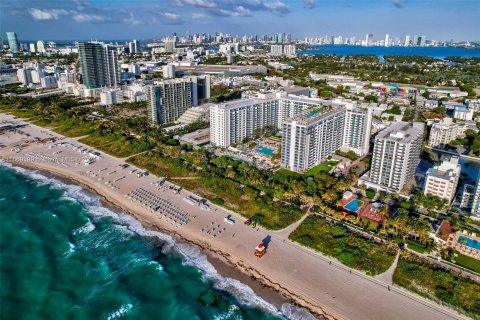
457,235,480,250
258,146,274,156
344,199,363,212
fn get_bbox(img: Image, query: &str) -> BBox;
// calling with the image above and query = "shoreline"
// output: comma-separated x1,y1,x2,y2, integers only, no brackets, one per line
7,161,299,316
0,113,467,320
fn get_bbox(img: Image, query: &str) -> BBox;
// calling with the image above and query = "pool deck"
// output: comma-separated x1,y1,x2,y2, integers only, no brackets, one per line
338,197,385,223
447,232,480,260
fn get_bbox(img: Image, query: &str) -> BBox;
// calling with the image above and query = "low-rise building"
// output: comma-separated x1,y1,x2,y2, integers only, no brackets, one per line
424,157,460,203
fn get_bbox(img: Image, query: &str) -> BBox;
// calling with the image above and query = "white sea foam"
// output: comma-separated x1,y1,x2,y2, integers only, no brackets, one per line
213,304,241,320
2,162,286,318
147,261,164,272
73,218,96,235
63,242,76,257
281,303,317,320
105,303,133,320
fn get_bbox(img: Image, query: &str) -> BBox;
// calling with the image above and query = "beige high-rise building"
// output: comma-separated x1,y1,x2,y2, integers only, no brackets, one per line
424,157,460,203
428,118,458,148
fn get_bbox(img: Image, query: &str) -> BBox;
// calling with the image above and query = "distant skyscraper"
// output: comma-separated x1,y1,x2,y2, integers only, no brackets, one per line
6,32,19,53
365,33,373,46
29,43,36,53
343,105,372,156
0,37,4,50
78,42,120,89
384,34,389,47
404,35,410,46
369,122,424,192
419,35,427,47
36,40,45,53
413,35,419,46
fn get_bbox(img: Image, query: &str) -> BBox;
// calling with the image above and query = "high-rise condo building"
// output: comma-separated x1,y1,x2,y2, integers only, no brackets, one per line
270,45,283,55
282,107,346,172
472,176,480,218
36,40,45,53
424,157,460,203
29,43,36,53
428,118,459,148
210,98,279,147
6,32,19,53
146,75,210,125
369,122,424,192
404,35,410,46
78,42,120,89
343,105,373,156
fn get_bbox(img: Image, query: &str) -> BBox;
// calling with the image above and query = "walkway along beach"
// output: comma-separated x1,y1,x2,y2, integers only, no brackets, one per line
0,113,467,320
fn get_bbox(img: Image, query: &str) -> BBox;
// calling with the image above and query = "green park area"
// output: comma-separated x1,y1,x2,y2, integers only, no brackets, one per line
393,253,480,319
289,215,397,275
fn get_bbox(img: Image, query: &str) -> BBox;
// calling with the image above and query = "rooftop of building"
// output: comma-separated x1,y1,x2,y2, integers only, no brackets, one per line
284,105,345,126
213,98,277,111
175,64,267,75
426,157,460,179
376,121,424,143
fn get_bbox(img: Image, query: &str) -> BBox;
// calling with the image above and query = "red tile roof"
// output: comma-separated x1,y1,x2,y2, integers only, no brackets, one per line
436,220,453,241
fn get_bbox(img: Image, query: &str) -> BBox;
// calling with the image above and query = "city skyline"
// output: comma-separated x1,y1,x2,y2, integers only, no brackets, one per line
1,0,479,41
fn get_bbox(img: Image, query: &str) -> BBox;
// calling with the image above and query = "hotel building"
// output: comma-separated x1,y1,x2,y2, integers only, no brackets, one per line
281,107,346,172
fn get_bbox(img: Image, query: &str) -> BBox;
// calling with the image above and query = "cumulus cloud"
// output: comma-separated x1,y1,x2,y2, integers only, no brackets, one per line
263,1,290,15
28,8,68,20
174,0,290,17
304,0,315,9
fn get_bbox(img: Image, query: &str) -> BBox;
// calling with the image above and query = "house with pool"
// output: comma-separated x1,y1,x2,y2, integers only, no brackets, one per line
338,191,386,224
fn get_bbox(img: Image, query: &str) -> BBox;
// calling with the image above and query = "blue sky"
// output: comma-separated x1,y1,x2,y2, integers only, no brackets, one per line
1,0,479,41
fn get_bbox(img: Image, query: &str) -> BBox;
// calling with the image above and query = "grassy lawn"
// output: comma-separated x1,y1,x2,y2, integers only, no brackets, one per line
453,252,480,274
405,240,431,254
289,215,397,275
128,151,303,230
393,253,480,319
79,134,154,158
276,160,340,177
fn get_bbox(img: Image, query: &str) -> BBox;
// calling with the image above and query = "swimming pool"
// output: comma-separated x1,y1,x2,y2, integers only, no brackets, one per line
305,110,321,118
344,199,363,212
258,146,274,156
457,235,480,250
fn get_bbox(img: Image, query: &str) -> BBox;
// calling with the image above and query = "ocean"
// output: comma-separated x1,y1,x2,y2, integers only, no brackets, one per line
298,45,480,58
0,163,305,320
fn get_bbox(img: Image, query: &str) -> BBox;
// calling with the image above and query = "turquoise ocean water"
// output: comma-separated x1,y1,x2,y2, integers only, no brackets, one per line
0,163,300,320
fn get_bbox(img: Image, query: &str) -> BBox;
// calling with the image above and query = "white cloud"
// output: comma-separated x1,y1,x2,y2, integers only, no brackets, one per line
28,8,68,20
263,1,290,15
304,0,315,9
73,14,107,23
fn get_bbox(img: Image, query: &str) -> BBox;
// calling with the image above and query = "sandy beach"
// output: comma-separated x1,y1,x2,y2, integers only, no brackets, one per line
0,113,468,320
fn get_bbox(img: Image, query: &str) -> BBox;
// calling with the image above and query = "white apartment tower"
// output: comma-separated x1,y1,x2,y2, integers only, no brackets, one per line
424,157,461,203
472,178,480,218
281,107,346,172
342,105,372,156
146,75,210,125
210,99,279,147
369,122,424,192
428,118,459,148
